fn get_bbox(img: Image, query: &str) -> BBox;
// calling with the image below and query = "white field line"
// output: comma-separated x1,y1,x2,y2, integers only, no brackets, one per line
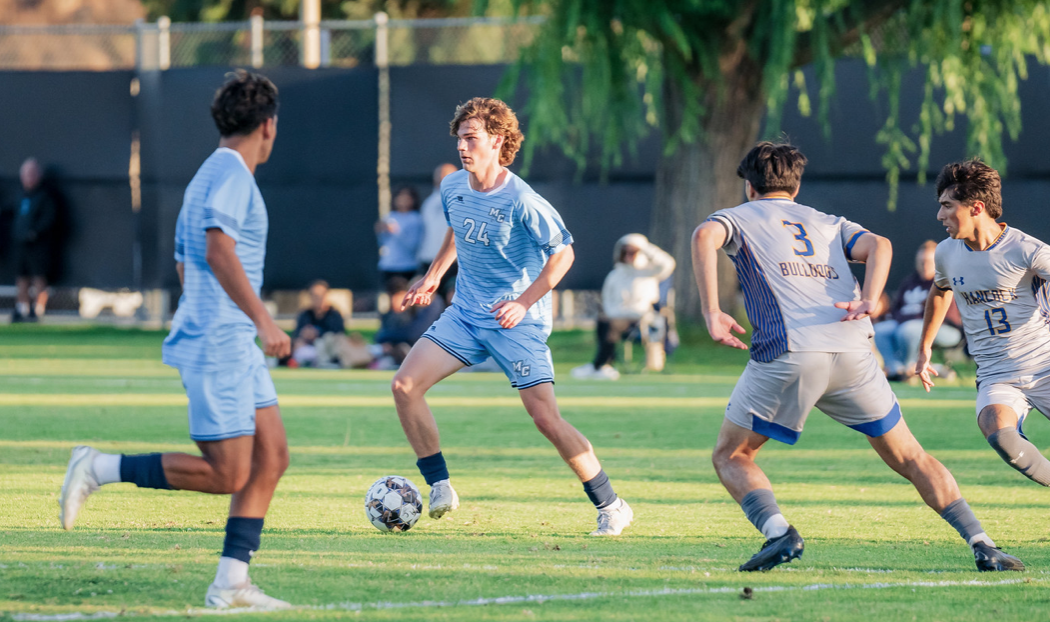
8,577,1039,621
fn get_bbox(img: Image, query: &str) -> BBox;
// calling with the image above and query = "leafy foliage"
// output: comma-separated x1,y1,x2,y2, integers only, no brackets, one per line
490,0,1050,207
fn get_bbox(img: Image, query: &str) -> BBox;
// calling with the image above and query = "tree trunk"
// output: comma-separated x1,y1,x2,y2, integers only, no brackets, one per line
649,49,765,322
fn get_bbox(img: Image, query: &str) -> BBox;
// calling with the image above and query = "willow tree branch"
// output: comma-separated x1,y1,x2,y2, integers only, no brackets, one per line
793,0,910,68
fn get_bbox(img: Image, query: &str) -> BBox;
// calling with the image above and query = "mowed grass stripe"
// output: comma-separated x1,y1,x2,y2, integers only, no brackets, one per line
0,392,975,409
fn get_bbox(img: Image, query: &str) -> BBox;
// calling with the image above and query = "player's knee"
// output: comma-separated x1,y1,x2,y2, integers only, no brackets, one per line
391,373,420,401
211,462,251,494
531,412,562,438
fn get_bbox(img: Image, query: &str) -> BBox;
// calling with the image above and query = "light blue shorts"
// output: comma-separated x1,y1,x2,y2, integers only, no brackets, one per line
178,350,278,442
422,305,555,389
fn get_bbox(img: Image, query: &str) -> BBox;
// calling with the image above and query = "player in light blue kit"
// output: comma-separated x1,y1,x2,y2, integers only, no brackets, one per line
393,97,633,536
58,71,294,609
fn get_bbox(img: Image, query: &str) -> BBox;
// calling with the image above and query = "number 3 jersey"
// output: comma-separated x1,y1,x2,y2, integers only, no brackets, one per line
708,198,873,363
441,168,573,331
934,225,1050,384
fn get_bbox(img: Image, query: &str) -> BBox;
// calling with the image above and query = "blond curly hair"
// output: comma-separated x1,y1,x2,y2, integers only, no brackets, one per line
449,97,524,167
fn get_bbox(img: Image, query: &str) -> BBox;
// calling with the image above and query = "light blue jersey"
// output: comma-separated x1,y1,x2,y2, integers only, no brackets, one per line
162,148,268,371
441,169,572,331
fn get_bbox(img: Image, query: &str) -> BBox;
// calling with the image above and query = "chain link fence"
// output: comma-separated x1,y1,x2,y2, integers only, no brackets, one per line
0,16,543,71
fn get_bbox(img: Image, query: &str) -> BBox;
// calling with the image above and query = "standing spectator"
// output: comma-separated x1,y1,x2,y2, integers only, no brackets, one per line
12,158,58,322
572,234,676,380
290,280,346,367
376,185,423,285
874,240,963,380
417,163,459,301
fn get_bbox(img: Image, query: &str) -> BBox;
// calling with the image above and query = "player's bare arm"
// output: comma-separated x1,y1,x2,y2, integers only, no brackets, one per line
403,227,457,311
176,262,184,288
492,244,574,330
205,228,290,358
915,285,954,392
691,220,747,350
834,232,892,321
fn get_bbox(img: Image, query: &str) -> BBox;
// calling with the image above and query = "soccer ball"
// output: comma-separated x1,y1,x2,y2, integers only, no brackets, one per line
364,475,423,532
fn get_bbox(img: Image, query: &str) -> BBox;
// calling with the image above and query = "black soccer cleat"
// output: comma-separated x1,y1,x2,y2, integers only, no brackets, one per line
973,541,1025,572
738,526,805,572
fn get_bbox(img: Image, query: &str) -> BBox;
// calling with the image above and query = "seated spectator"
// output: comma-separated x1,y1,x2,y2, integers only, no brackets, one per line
376,185,423,285
571,234,676,380
290,280,346,367
372,276,444,369
874,240,963,380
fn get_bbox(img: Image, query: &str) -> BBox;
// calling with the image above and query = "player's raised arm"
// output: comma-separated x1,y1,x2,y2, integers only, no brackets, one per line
691,220,747,350
403,226,457,310
493,244,574,329
834,232,892,322
915,285,954,392
205,228,290,358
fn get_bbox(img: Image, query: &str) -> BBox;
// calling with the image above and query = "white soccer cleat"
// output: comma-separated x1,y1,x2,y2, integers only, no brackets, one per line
205,580,292,610
570,364,597,379
428,480,460,519
59,445,101,530
590,498,633,536
593,365,621,381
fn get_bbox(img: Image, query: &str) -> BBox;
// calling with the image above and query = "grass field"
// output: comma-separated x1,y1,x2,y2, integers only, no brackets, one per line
2,325,1049,621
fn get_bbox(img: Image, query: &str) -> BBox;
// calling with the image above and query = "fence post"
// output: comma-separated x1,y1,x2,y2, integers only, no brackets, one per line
300,0,321,68
250,12,264,68
157,16,171,70
376,12,391,219
320,27,331,67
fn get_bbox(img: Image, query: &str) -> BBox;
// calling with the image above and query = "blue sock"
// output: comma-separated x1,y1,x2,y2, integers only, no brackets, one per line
417,452,449,486
119,453,172,490
582,470,618,509
222,517,264,563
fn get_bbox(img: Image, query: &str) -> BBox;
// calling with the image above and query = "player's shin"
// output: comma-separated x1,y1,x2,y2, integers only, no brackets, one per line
939,498,994,548
740,488,790,539
119,453,173,490
987,428,1050,486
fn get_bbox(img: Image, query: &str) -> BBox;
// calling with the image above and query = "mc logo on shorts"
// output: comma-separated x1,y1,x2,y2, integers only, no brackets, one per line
513,360,531,377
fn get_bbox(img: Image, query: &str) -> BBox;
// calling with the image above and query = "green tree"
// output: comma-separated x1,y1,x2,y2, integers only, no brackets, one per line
140,0,471,21
494,0,1050,318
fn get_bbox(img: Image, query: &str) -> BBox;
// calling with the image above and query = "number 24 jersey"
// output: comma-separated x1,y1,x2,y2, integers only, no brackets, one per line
935,225,1050,384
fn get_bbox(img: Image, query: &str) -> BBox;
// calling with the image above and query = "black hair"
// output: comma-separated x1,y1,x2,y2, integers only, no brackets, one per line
737,142,808,195
935,159,1003,219
211,70,279,138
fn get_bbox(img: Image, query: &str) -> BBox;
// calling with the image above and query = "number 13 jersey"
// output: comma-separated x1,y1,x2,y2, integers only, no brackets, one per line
708,198,873,362
441,168,573,332
934,225,1050,384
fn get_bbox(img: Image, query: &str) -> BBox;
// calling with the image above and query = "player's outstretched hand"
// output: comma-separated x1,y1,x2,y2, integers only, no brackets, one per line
492,300,527,329
915,348,938,392
704,310,748,350
258,318,291,359
402,277,438,310
835,300,876,322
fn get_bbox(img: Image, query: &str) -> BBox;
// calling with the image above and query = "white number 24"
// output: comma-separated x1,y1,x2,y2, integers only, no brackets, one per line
462,218,491,246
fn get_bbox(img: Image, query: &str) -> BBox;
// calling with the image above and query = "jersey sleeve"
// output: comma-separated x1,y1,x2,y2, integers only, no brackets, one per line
199,168,252,243
1026,239,1050,282
706,209,740,256
173,208,186,263
934,244,952,290
518,192,573,255
837,218,869,261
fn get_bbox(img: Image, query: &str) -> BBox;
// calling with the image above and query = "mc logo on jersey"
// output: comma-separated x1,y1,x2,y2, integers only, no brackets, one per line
513,360,531,377
489,208,505,222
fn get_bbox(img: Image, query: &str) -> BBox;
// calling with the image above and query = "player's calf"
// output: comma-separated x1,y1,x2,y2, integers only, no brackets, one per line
986,427,1050,486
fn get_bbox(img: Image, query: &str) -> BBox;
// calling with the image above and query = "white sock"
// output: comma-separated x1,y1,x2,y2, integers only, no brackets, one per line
968,532,996,549
431,479,449,487
214,556,249,589
16,302,28,316
92,453,122,485
760,514,790,540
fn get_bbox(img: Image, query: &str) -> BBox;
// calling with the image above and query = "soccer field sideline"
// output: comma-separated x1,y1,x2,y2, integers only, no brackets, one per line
8,576,1042,621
